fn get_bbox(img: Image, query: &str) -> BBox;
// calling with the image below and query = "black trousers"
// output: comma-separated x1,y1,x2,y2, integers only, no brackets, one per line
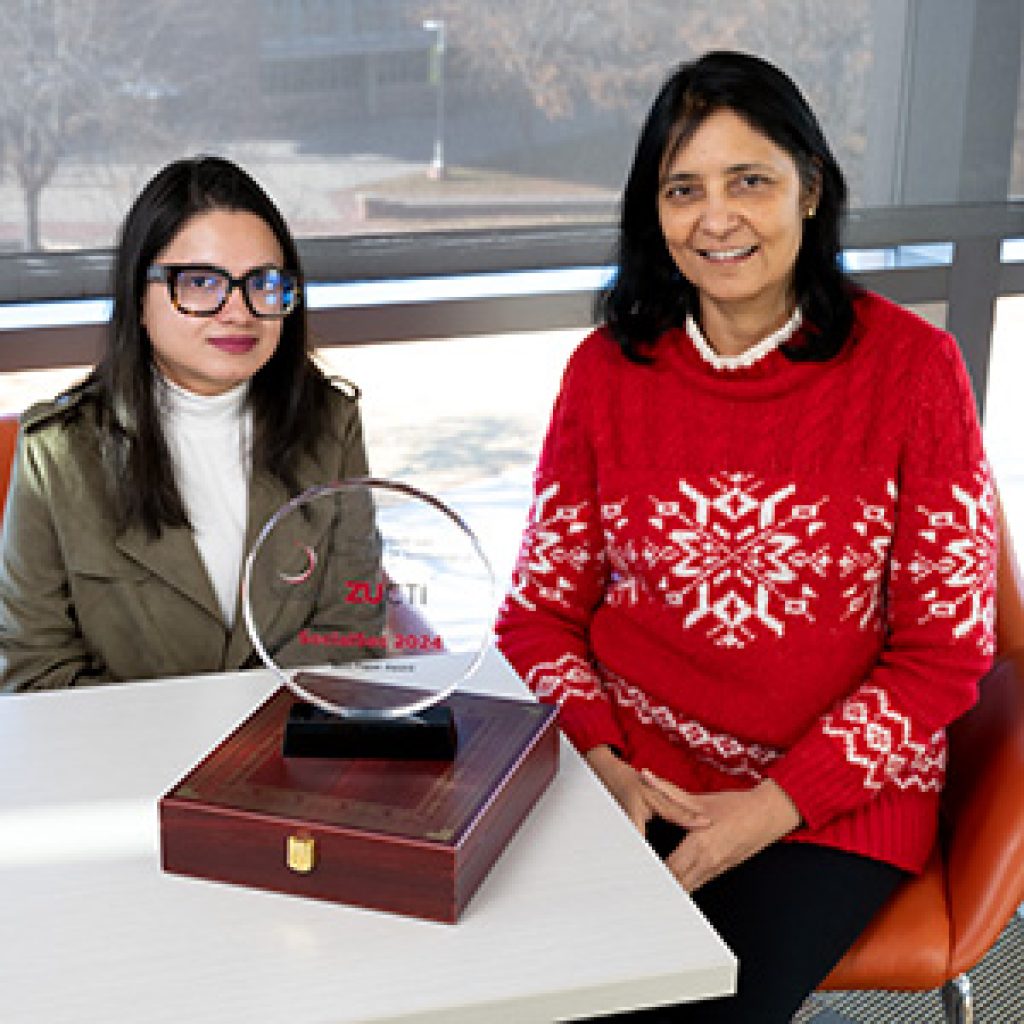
576,830,907,1024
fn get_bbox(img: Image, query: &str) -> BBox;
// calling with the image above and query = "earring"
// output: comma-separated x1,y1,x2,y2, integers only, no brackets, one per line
805,205,817,219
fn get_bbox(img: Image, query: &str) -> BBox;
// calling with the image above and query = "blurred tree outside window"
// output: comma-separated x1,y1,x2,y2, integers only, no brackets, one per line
0,0,257,251
0,0,1018,256
0,0,876,253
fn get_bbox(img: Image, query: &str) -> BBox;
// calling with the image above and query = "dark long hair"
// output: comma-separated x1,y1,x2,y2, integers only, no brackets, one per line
71,155,337,536
599,50,854,363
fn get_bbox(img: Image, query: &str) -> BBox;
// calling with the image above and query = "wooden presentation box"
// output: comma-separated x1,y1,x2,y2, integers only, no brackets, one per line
159,685,559,923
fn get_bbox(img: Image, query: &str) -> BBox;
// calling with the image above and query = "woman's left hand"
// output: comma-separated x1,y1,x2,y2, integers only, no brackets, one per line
640,771,802,892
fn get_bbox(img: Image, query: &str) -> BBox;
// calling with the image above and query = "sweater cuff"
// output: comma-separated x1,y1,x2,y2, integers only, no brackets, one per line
764,701,949,833
764,737,868,831
516,651,627,755
556,697,628,757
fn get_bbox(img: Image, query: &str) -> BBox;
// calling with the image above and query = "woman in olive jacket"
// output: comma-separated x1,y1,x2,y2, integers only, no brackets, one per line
0,157,380,691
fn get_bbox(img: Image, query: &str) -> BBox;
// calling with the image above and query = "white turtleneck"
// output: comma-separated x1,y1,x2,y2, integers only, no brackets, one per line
157,376,251,627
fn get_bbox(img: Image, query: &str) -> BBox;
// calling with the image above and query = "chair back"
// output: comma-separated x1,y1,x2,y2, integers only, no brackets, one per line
0,415,19,525
941,644,1024,975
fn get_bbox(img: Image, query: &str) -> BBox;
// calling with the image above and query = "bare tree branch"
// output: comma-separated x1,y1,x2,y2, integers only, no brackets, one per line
0,0,255,249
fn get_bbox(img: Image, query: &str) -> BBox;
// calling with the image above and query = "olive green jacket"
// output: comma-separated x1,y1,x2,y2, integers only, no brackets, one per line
0,384,381,692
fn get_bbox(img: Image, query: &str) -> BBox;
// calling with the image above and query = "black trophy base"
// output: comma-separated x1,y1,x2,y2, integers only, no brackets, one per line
282,701,458,760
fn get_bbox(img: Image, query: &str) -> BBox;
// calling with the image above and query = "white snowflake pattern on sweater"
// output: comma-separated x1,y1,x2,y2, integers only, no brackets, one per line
641,473,831,648
840,480,898,630
602,667,781,780
505,465,996,799
821,686,947,793
902,466,997,655
524,653,605,705
507,482,598,612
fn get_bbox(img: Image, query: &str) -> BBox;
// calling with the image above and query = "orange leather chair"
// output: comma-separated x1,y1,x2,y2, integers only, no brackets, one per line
0,415,19,525
820,500,1024,1022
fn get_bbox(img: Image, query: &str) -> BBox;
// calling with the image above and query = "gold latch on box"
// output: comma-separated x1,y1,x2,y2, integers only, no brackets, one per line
286,834,316,874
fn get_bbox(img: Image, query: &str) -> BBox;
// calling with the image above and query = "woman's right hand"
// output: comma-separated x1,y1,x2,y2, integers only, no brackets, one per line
585,745,710,834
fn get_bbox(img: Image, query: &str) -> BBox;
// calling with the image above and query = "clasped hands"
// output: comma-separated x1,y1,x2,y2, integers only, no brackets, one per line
585,745,802,892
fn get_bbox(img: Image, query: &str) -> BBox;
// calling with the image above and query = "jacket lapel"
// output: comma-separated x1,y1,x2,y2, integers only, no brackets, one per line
114,474,294,671
115,522,222,623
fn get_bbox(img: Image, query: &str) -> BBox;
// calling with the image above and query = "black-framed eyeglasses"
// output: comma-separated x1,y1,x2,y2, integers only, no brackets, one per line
146,263,301,319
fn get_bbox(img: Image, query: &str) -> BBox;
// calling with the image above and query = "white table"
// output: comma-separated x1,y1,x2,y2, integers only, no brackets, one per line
0,649,735,1023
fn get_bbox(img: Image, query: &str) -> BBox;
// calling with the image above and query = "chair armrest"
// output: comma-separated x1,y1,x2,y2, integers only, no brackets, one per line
943,650,1024,974
819,844,950,990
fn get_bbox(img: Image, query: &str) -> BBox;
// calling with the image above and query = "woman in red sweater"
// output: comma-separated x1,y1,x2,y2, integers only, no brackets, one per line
496,51,995,1022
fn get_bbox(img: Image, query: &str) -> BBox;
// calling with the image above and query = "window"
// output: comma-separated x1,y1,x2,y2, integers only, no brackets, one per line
8,0,1018,261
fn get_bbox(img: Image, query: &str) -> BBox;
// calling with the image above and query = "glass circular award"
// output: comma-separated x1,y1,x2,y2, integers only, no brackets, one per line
241,478,496,758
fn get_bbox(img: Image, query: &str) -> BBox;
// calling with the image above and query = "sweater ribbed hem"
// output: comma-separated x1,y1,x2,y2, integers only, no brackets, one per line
782,786,939,875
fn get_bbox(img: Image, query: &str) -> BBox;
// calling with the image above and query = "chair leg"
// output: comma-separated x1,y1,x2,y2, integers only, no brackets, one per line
940,974,973,1024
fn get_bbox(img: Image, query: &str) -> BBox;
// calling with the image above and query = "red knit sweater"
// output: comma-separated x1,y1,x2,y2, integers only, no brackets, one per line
496,290,996,873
